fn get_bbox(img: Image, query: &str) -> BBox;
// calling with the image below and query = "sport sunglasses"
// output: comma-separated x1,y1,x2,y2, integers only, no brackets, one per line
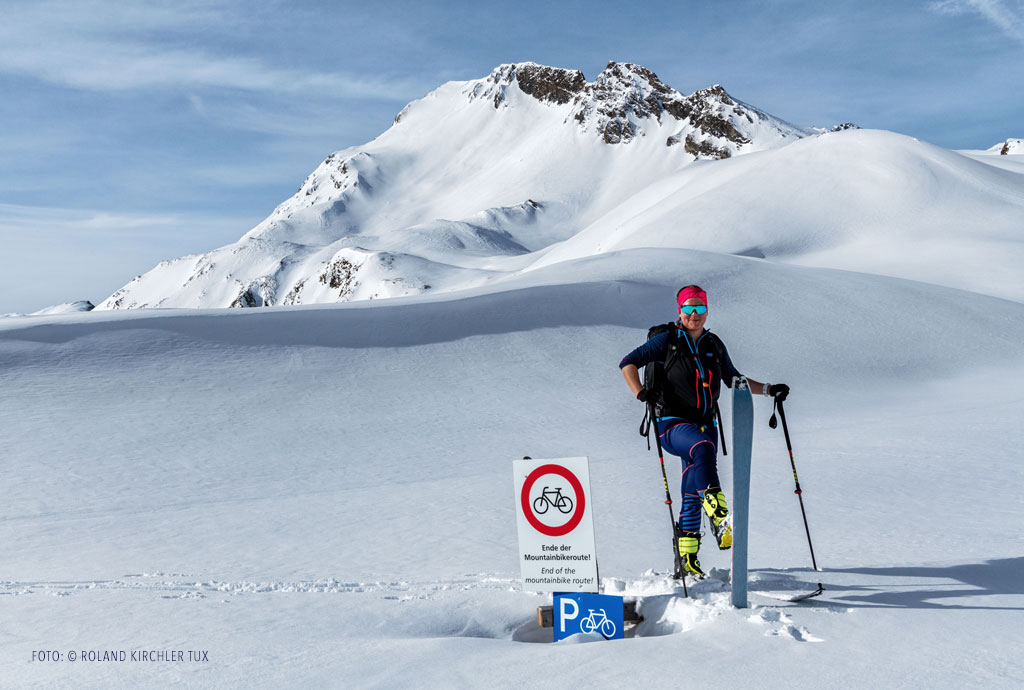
679,305,708,315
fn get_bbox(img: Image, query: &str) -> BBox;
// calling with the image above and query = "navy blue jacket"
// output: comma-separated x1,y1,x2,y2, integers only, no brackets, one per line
620,327,741,427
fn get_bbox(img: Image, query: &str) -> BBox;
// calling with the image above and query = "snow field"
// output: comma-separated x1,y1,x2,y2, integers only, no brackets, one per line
2,249,1024,687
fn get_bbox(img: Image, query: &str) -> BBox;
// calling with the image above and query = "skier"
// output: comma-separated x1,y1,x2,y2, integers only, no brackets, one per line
619,285,789,577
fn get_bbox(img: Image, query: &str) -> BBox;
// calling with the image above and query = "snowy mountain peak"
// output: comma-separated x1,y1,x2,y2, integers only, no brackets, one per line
95,61,819,311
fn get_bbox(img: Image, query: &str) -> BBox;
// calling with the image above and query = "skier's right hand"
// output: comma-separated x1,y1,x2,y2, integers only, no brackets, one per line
636,387,650,402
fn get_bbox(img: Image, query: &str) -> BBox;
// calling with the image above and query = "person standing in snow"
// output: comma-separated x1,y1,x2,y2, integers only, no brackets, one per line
619,285,789,577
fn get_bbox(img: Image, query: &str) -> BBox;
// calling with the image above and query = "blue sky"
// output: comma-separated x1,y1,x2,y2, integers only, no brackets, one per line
1,0,1022,313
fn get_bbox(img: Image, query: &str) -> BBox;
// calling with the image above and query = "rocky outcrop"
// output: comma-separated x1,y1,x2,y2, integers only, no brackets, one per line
318,254,360,301
505,64,587,105
679,86,750,144
230,276,277,308
476,62,793,157
683,135,733,160
570,62,691,144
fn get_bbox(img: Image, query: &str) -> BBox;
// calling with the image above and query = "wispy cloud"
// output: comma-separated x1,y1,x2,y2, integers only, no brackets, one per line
0,201,256,313
930,0,1024,42
0,0,422,98
0,43,421,98
0,202,243,239
186,94,382,139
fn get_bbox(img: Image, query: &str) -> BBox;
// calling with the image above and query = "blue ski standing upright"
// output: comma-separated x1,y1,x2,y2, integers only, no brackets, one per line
730,376,754,608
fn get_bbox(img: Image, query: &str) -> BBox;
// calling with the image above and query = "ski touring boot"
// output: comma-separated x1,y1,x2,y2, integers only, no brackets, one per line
702,487,733,550
678,531,706,578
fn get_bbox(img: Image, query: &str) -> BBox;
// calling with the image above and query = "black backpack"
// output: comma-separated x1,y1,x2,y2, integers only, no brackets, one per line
638,322,728,454
640,322,677,405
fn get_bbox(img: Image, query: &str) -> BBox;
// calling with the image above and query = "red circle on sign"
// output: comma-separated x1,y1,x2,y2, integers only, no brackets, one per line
520,463,586,537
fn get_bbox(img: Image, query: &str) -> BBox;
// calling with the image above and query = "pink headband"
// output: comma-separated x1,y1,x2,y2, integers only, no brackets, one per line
677,287,708,307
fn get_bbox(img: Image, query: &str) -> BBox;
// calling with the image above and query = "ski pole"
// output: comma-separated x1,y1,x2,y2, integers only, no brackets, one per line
649,402,688,596
770,400,820,572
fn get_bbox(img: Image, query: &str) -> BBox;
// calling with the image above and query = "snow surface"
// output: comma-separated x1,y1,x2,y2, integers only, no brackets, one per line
2,243,1023,687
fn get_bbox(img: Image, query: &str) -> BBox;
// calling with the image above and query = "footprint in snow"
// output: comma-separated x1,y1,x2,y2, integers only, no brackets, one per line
749,609,792,625
749,608,823,642
766,624,824,642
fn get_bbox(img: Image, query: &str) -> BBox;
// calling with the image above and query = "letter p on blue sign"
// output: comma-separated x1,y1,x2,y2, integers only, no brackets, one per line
553,593,624,641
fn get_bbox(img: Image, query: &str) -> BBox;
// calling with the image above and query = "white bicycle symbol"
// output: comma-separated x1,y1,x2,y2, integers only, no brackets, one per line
580,608,617,638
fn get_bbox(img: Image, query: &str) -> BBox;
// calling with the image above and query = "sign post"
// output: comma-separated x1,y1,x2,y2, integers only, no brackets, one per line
513,457,599,593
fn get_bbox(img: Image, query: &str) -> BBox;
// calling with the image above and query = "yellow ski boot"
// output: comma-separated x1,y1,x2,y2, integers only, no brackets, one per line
702,488,733,550
678,532,706,578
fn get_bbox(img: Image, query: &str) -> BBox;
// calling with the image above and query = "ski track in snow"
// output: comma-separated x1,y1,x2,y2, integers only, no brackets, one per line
1,569,844,643
0,574,516,599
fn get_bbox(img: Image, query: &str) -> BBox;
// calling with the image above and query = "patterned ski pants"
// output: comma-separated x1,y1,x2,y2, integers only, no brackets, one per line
660,421,721,534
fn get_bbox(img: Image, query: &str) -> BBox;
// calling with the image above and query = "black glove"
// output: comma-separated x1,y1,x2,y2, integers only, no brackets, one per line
769,383,790,402
636,387,650,403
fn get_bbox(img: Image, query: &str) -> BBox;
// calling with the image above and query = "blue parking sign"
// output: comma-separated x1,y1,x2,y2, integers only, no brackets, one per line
553,592,624,641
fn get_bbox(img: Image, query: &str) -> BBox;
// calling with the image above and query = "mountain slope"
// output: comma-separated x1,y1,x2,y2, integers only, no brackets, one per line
96,62,1024,311
96,62,809,310
528,129,1024,300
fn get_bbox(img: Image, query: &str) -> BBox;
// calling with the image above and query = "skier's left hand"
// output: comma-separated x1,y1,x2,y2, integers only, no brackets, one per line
769,383,790,402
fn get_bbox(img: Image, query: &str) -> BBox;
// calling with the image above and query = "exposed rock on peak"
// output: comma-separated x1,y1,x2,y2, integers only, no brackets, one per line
571,61,688,144
476,63,587,110
490,63,587,105
999,138,1022,155
475,61,696,144
460,62,807,156
671,85,752,157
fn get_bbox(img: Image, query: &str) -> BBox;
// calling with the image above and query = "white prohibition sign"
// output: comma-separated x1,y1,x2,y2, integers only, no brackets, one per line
520,463,586,537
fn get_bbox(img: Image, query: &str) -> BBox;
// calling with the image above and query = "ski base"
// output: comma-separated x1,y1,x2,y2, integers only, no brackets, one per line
754,584,824,603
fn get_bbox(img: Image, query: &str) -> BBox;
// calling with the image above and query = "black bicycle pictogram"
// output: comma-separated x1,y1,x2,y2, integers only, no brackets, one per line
532,486,574,515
